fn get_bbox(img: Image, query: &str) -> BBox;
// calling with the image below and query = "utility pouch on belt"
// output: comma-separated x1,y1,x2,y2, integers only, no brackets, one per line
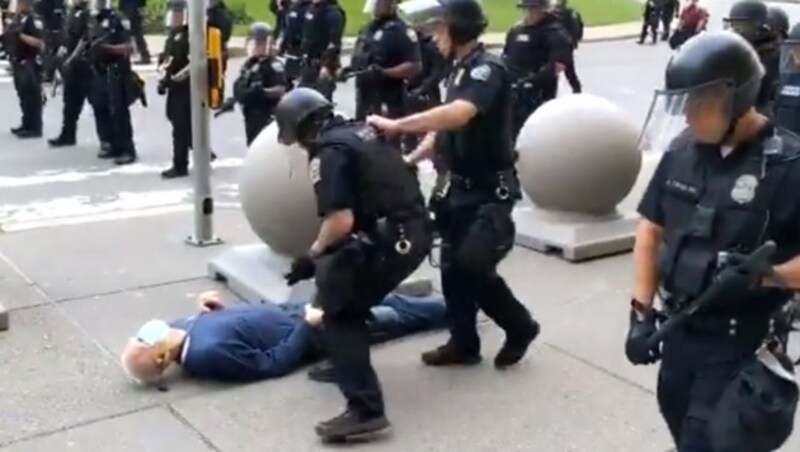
456,203,515,274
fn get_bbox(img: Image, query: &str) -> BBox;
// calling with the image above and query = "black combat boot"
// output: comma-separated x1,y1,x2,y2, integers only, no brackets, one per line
314,409,390,441
161,166,189,179
494,319,540,369
48,132,76,147
97,142,114,159
114,153,137,165
421,342,482,366
15,129,42,138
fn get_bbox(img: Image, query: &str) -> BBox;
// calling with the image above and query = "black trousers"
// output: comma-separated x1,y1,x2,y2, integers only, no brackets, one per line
243,108,272,146
315,218,432,418
657,325,765,451
640,12,660,43
59,61,93,139
511,85,544,141
91,65,136,157
122,6,150,60
12,60,42,132
167,82,192,170
299,60,335,101
661,14,675,40
563,52,581,94
437,195,534,356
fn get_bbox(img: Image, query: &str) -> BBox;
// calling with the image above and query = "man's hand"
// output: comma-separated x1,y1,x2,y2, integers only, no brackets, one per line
304,304,324,327
625,300,661,365
284,254,316,286
367,115,402,135
198,291,225,312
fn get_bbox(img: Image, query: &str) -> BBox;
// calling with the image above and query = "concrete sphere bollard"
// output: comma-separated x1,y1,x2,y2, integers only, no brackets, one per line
239,122,320,257
515,94,642,215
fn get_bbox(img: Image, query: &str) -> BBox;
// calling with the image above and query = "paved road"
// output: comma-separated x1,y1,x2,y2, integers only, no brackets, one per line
0,40,673,231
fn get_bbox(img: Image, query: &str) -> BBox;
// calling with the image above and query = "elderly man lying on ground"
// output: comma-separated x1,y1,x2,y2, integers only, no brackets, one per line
121,290,446,384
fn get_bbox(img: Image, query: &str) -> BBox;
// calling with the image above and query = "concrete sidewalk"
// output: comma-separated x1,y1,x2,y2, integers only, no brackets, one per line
141,21,641,59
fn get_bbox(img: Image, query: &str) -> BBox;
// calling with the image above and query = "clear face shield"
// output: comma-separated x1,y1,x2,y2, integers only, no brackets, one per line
165,7,187,29
638,81,735,153
91,0,110,15
246,36,271,57
399,0,445,29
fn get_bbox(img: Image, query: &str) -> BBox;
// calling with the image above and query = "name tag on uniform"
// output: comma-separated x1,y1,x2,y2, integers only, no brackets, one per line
781,85,800,97
516,34,530,42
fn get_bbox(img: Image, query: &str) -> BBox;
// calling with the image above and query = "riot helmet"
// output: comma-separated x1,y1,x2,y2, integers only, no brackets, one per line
708,348,798,452
364,0,396,17
778,23,800,83
91,0,111,14
399,0,486,49
638,31,765,153
767,6,789,39
165,0,187,29
246,22,272,57
274,88,334,146
518,0,549,25
517,0,549,8
66,0,89,8
723,0,769,43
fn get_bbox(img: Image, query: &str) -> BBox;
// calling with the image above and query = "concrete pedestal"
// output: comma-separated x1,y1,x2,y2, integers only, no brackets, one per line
0,303,8,332
513,207,639,262
208,243,433,303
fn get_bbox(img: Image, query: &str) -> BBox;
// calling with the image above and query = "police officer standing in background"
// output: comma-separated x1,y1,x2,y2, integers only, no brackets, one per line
118,0,148,64
638,0,662,45
89,0,137,165
275,87,432,440
157,0,191,178
551,0,582,93
775,23,800,134
278,0,310,84
404,22,446,153
299,0,345,100
629,30,800,451
660,0,678,42
231,22,289,145
503,0,571,139
207,0,232,72
766,5,789,44
48,0,93,147
724,0,780,117
35,0,64,83
370,0,540,369
8,0,45,138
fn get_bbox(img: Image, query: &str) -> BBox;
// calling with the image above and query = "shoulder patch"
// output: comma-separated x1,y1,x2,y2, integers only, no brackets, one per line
309,157,321,184
121,18,131,30
34,19,44,30
469,64,492,82
271,60,284,72
407,28,418,42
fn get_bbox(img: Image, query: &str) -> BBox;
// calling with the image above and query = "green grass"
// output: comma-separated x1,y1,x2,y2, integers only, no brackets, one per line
228,0,642,36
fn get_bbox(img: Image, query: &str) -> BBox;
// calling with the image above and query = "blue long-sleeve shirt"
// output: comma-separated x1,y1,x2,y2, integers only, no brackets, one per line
172,303,314,382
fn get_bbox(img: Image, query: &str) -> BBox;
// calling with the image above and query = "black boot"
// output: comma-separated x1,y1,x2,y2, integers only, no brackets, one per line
421,342,482,367
494,319,540,369
10,125,24,134
15,129,42,139
161,166,189,179
114,153,137,165
314,410,390,441
48,133,76,147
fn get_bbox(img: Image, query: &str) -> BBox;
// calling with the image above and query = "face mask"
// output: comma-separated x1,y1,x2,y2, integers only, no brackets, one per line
135,319,171,346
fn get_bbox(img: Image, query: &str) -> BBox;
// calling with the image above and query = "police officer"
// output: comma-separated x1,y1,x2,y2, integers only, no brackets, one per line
206,0,232,72
404,24,446,153
638,0,662,45
775,23,800,134
661,0,678,41
503,0,572,139
278,0,310,84
724,0,780,116
275,87,432,440
346,0,420,121
8,0,45,138
369,0,540,369
48,0,93,147
157,0,191,178
299,0,345,100
89,0,137,165
766,5,789,43
118,0,148,64
551,0,582,93
35,0,64,82
629,30,800,451
232,22,289,145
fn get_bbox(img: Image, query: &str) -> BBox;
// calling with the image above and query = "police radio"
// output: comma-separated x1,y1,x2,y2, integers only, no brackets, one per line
206,25,223,109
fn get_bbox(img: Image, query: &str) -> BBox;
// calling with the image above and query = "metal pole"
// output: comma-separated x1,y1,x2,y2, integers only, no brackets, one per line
186,0,222,247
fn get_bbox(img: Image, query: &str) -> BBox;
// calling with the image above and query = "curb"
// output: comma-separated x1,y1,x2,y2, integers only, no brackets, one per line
0,303,8,332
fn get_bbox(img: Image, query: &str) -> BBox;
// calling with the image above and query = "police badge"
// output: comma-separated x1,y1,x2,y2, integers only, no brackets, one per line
731,174,759,204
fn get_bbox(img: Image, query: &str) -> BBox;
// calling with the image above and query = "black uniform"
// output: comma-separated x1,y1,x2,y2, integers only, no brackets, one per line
756,45,780,116
269,0,289,39
309,117,431,436
425,44,539,366
775,73,800,133
89,8,137,164
299,0,344,100
405,31,446,154
639,0,663,44
552,4,583,93
661,0,679,41
158,25,192,176
118,0,149,63
35,0,65,81
50,1,93,145
278,0,309,83
233,55,290,144
629,31,800,451
9,10,45,137
350,13,420,121
502,14,571,139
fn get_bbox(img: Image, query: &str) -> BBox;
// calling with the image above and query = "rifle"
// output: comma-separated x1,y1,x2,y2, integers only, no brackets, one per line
646,241,778,349
213,96,236,118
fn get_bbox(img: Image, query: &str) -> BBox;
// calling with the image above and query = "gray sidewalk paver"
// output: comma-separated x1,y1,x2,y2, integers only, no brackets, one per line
0,253,47,311
0,407,217,452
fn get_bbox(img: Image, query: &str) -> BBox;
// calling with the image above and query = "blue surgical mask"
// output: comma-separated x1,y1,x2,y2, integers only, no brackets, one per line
135,319,171,346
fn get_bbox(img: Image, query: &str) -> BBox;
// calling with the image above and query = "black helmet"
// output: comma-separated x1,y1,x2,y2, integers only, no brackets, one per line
248,22,272,41
708,351,798,452
767,6,789,38
274,88,333,145
442,0,487,45
167,0,187,11
726,0,768,24
665,31,764,117
517,0,549,8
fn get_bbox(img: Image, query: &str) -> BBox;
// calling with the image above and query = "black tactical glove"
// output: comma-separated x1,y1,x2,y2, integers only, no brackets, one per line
625,299,661,365
712,251,771,305
284,253,316,286
157,79,168,96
